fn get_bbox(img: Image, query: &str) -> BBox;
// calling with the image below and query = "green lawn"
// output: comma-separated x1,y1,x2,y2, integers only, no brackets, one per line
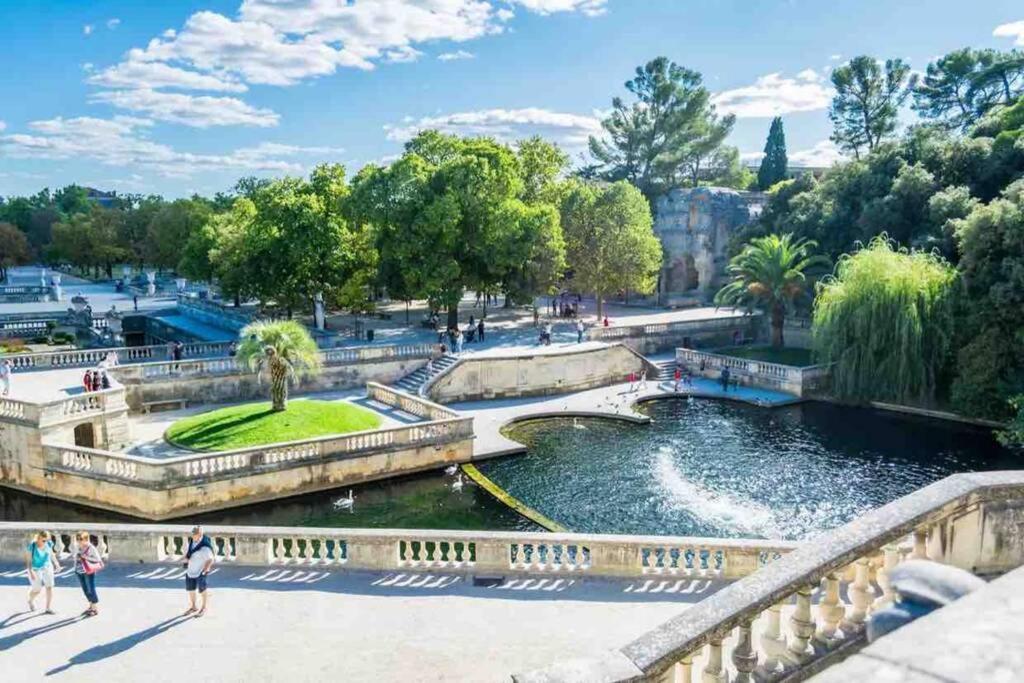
165,399,383,452
713,345,816,367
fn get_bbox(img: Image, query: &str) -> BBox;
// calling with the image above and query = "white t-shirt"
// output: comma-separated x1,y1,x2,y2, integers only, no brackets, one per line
186,545,215,578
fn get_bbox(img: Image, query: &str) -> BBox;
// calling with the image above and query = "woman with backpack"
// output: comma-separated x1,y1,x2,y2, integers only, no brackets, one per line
73,531,103,617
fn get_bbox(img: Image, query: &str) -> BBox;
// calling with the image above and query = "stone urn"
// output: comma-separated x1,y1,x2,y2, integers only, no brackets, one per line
50,273,63,302
105,305,124,343
146,271,156,296
175,277,187,293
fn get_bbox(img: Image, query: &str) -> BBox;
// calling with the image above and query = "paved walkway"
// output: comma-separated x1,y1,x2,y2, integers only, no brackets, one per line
1,266,176,315
0,562,723,682
2,368,123,403
454,377,800,459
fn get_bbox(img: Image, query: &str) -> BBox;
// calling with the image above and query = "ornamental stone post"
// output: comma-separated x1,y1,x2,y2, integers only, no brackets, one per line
146,271,156,296
314,291,326,330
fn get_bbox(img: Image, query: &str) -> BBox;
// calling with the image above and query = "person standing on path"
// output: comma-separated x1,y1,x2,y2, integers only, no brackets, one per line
454,328,463,355
183,526,216,618
132,294,138,312
575,319,585,343
477,318,485,343
0,358,11,396
26,531,61,614
673,366,682,392
720,366,731,392
73,531,102,617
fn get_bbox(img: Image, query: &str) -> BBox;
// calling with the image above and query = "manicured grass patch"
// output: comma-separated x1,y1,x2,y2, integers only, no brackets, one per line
166,399,383,452
714,345,815,367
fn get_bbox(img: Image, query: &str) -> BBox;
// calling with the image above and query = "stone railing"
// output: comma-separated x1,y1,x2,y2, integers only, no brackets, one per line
515,471,1024,683
0,314,108,338
6,341,235,373
0,388,126,427
366,381,459,421
589,312,757,343
675,348,831,398
176,294,255,331
0,522,798,579
0,285,52,302
40,388,470,489
111,343,436,383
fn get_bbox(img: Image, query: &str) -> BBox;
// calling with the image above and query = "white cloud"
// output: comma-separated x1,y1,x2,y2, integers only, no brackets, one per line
385,107,602,149
712,71,833,118
83,24,94,36
993,20,1024,45
89,60,248,93
0,116,327,178
107,18,121,30
438,50,475,61
508,0,607,16
0,121,5,132
829,54,842,61
90,89,279,128
383,45,423,64
789,140,844,167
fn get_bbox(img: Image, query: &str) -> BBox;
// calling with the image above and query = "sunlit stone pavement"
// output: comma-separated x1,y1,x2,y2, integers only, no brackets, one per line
0,562,725,681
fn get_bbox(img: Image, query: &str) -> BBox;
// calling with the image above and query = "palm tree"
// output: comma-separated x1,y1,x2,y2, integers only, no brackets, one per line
236,320,322,411
714,234,829,348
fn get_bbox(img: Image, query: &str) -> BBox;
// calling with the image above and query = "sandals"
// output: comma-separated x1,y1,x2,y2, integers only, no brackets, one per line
194,608,206,618
183,607,197,615
83,608,98,617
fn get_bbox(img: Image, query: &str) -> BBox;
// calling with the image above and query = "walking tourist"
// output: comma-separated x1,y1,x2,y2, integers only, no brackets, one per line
673,366,682,392
132,294,138,312
603,316,610,327
477,318,485,342
83,370,93,393
99,370,111,390
575,319,585,343
628,371,636,392
183,526,216,618
454,328,463,355
0,358,11,396
26,531,61,614
73,531,103,617
103,351,118,368
544,322,553,346
720,367,731,392
640,369,648,390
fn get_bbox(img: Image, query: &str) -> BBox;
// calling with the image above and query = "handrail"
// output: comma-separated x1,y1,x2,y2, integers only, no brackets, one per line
0,521,799,580
6,341,235,372
515,471,1024,682
588,312,758,341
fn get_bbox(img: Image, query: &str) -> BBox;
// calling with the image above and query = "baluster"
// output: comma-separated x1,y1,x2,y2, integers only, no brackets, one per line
843,557,873,633
274,538,286,564
672,655,693,683
873,544,900,610
757,603,786,679
732,619,758,682
815,573,844,649
911,529,928,560
785,586,815,664
300,537,312,563
702,638,726,683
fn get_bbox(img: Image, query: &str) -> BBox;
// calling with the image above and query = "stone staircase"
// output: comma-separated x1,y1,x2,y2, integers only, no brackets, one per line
393,354,458,395
652,358,676,382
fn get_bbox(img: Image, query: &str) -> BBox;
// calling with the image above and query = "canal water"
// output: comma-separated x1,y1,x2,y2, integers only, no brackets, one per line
2,398,1016,538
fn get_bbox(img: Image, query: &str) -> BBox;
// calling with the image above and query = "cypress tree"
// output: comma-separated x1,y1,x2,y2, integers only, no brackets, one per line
757,117,788,190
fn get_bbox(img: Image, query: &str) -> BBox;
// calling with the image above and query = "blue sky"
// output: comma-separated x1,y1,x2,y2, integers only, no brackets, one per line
1,0,1022,199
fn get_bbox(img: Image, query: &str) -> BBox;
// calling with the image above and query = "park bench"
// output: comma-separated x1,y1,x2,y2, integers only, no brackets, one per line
140,398,189,414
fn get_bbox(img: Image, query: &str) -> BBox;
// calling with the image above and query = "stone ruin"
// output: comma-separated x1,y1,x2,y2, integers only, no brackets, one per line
653,187,765,307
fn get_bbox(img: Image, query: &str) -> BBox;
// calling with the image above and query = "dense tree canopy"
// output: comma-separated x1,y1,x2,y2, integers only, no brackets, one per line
813,237,958,405
560,180,662,318
757,117,788,191
0,222,32,282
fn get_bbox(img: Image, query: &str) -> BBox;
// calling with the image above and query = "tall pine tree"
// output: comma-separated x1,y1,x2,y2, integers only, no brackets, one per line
757,117,788,190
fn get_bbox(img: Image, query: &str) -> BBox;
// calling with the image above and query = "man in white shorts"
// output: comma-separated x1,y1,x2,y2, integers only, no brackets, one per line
26,530,62,614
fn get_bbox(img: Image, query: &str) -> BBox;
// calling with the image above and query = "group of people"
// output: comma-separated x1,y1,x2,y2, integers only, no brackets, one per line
82,368,112,392
435,316,486,355
538,318,587,346
549,293,582,319
23,526,216,620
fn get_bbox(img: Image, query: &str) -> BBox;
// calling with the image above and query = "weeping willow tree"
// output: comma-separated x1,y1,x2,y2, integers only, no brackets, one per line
813,236,958,404
237,320,322,411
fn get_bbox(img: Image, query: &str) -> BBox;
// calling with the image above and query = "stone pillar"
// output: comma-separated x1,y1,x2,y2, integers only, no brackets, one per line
50,273,62,302
314,291,326,331
146,271,156,297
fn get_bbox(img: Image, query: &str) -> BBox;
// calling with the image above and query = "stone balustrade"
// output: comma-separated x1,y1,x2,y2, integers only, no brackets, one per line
675,348,831,398
366,381,459,421
514,471,1024,683
0,522,798,579
6,341,235,372
0,314,108,339
587,313,761,354
0,387,126,427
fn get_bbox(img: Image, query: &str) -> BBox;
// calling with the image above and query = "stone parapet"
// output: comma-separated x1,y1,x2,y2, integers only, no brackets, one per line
675,347,831,398
589,313,761,354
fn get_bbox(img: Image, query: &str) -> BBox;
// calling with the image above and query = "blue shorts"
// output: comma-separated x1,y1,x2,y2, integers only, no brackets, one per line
185,574,208,593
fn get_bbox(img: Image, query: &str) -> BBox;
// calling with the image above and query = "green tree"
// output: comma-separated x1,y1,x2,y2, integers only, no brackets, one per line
757,117,788,190
912,48,994,130
351,131,565,327
968,49,1024,109
236,320,322,412
516,136,569,205
950,179,1024,419
145,199,212,271
1001,397,1024,449
0,222,32,282
49,207,130,278
588,57,735,201
829,56,915,158
714,234,828,348
560,180,662,319
813,236,958,404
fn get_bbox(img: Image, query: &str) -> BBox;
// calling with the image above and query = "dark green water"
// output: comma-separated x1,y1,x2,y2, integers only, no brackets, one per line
476,398,1019,540
0,471,537,531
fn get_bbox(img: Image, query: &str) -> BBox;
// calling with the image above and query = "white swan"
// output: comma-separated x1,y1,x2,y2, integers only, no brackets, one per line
333,490,355,509
572,417,586,430
451,474,464,492
444,464,458,476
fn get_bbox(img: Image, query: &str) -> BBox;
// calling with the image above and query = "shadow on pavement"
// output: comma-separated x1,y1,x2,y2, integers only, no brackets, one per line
45,614,193,675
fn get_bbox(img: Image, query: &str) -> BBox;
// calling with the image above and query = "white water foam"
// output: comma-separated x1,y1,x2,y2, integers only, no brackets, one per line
653,447,784,539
